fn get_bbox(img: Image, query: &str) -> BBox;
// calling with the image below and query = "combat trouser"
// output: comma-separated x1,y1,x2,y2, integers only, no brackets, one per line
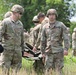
44,52,64,75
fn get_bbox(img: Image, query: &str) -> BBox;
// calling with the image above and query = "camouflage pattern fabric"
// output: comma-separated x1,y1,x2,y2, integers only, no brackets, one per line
41,21,69,54
0,17,24,75
45,52,64,75
29,28,34,46
72,32,76,49
32,24,41,47
72,32,76,56
23,32,29,44
40,21,69,75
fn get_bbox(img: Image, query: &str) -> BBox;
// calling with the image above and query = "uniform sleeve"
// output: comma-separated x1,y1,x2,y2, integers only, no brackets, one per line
21,24,24,51
0,20,6,41
72,33,76,40
34,26,41,48
40,26,46,54
62,23,70,51
33,25,41,47
72,33,76,49
32,30,35,46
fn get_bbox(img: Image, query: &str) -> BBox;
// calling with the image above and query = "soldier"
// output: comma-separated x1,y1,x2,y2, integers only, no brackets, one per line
29,15,40,46
72,28,76,56
40,9,69,75
0,11,12,64
31,15,45,74
32,15,41,47
33,12,49,51
0,4,24,75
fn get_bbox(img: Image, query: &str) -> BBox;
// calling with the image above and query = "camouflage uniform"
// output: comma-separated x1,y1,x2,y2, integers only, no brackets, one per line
41,21,69,75
28,28,34,46
23,31,29,44
72,28,76,56
31,15,40,47
0,4,24,75
0,11,12,66
67,27,71,47
34,13,49,75
32,24,41,47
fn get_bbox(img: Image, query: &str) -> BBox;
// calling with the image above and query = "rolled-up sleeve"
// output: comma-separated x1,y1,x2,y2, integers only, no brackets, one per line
0,21,6,41
62,23,70,51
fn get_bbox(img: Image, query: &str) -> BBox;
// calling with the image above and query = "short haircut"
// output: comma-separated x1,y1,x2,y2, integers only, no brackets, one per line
37,12,45,19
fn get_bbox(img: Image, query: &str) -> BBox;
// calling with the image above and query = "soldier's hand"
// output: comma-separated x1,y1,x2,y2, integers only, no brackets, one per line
64,50,68,55
33,46,37,52
42,54,46,64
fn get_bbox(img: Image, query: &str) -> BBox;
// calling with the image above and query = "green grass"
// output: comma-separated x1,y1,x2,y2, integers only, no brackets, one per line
63,55,76,75
22,53,76,75
22,58,34,69
0,52,76,75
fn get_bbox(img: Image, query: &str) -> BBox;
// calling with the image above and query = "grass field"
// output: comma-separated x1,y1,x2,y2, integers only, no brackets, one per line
0,52,76,75
21,56,76,75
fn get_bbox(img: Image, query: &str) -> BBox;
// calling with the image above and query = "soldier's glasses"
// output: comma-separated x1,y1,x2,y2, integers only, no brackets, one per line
33,21,39,23
18,12,23,15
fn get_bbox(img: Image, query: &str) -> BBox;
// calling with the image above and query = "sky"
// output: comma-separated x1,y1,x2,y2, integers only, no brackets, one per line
70,0,76,22
70,16,76,22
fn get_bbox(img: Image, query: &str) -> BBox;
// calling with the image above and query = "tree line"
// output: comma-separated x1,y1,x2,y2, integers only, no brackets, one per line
0,0,75,32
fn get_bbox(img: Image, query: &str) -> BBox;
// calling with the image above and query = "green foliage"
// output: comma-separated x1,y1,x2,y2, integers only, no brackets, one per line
22,58,34,69
46,0,62,4
22,55,76,69
0,0,71,30
64,55,76,64
0,0,10,20
70,22,76,34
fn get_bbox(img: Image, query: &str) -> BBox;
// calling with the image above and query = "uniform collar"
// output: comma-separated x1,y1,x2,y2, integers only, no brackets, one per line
9,17,19,24
49,21,57,29
10,17,20,24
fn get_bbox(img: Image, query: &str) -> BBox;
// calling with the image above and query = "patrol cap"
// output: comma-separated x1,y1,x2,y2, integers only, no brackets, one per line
0,45,4,53
73,28,76,32
11,4,24,14
4,11,12,19
32,15,39,23
47,9,58,17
